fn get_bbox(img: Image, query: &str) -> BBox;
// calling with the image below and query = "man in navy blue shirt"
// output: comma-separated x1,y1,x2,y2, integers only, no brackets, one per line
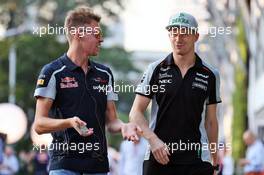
34,6,141,175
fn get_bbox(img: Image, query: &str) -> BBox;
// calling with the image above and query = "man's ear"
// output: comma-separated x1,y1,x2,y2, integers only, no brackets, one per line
168,31,172,38
72,32,81,42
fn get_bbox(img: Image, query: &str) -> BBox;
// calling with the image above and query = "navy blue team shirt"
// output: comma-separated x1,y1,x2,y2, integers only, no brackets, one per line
34,53,118,173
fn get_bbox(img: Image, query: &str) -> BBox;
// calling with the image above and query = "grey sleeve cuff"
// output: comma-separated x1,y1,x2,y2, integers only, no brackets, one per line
34,87,56,100
107,92,118,101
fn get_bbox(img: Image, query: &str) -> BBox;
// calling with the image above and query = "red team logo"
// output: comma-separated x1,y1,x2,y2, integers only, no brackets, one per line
60,77,78,88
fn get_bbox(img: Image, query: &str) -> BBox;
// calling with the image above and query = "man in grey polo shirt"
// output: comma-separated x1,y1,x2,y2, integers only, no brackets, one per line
130,12,221,175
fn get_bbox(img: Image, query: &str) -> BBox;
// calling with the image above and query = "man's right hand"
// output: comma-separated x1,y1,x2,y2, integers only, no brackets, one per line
149,135,170,165
69,116,93,137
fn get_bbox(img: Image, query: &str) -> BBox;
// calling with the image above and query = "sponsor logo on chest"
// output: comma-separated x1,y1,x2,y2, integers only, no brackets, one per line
159,72,173,79
192,82,207,91
192,72,209,91
196,72,209,79
195,77,208,84
160,66,171,72
60,77,78,89
159,79,172,84
158,70,173,84
93,77,108,83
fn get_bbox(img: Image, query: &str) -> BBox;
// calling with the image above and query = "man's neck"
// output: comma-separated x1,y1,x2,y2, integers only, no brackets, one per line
67,46,89,73
173,51,196,69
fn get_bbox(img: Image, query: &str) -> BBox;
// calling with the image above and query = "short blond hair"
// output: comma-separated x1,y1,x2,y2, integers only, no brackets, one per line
64,6,101,40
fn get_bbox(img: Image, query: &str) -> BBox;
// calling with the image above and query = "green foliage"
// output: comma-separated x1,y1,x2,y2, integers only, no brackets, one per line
236,15,247,64
0,34,67,115
232,66,247,161
16,35,67,114
0,39,11,101
97,47,137,73
232,12,248,162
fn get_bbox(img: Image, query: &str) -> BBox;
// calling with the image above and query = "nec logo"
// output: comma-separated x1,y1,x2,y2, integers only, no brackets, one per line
159,79,172,84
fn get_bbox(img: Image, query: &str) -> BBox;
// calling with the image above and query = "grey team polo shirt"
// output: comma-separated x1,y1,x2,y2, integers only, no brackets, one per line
136,52,221,164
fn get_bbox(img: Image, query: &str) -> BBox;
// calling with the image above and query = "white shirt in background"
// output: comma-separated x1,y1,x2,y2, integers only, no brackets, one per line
0,154,19,175
244,140,264,173
119,139,147,175
222,155,234,175
0,140,3,164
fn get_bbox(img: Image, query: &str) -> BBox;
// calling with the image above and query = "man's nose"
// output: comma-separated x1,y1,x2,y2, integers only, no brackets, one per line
99,37,103,43
175,34,183,41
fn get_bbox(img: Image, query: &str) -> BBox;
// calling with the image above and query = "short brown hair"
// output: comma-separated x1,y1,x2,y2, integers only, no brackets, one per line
64,6,101,40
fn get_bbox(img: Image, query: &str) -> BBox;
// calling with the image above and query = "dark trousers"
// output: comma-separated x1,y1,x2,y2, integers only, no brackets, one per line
143,160,214,175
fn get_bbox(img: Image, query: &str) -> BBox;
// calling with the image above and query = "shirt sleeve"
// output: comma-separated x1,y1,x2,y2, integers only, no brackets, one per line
135,64,157,98
34,65,56,100
106,68,118,101
0,139,3,164
12,156,19,173
251,141,264,167
206,69,222,105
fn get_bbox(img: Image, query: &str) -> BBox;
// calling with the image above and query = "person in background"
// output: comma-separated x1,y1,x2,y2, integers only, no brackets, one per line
18,150,34,174
221,143,234,175
108,146,119,175
33,149,49,175
119,138,147,175
239,130,264,175
0,133,7,165
0,146,19,175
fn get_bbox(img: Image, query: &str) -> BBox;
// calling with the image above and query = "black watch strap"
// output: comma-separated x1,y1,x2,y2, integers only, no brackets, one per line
213,164,219,171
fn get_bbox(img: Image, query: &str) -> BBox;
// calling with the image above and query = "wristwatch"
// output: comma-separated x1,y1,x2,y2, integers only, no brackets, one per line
212,164,219,171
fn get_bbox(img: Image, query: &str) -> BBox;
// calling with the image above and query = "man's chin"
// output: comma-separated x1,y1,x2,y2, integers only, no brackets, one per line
174,50,185,55
90,52,99,56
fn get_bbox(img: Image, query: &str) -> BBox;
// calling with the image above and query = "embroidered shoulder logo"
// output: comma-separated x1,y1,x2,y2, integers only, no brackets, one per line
37,79,45,86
